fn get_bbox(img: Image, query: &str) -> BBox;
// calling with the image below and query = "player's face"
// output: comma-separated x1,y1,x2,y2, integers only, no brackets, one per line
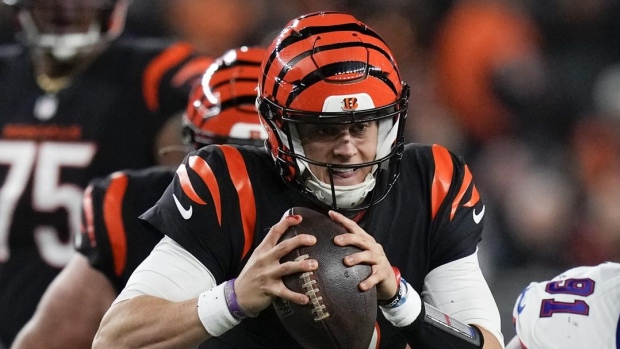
297,122,378,187
26,0,103,35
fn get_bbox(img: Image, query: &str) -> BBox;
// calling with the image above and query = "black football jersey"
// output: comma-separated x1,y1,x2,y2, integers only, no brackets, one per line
75,167,174,293
142,143,485,349
0,39,209,344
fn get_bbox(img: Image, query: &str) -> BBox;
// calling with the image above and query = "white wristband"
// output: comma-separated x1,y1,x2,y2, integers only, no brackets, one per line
197,282,241,337
380,280,421,327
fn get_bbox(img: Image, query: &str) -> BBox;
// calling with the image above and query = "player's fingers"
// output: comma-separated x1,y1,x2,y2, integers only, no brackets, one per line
277,258,318,278
272,233,316,260
258,256,316,305
359,265,384,292
342,249,384,268
342,250,394,295
333,230,378,249
273,285,310,305
328,210,368,236
260,214,303,247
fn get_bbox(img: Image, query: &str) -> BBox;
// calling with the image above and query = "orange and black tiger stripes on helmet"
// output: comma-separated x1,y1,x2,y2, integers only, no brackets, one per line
183,46,267,149
260,11,403,112
256,11,410,212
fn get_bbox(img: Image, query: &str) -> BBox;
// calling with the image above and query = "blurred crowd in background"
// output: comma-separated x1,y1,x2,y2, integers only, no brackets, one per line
2,0,619,340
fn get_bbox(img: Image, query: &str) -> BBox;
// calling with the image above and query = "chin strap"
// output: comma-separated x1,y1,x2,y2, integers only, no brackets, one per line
304,171,376,209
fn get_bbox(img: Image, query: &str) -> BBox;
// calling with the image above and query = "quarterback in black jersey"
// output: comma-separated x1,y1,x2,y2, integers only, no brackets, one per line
0,0,211,345
10,47,268,349
96,12,505,349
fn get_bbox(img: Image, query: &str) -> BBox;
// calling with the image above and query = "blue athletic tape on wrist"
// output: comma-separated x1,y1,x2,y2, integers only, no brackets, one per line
381,278,408,308
380,279,422,327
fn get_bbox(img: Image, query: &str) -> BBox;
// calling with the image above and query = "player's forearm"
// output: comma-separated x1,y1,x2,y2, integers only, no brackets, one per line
13,254,116,349
381,280,504,349
12,317,97,349
477,326,504,349
93,295,209,349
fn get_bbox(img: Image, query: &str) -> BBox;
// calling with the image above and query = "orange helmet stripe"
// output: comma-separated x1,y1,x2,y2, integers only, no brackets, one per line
186,47,265,144
172,57,215,87
261,13,401,107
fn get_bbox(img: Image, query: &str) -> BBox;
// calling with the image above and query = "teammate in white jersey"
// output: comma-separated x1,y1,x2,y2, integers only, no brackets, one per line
506,262,620,349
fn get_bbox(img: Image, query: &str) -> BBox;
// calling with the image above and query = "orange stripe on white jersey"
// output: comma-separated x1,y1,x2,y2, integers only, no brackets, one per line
430,145,454,221
143,42,194,112
187,155,221,225
219,145,256,260
103,172,129,277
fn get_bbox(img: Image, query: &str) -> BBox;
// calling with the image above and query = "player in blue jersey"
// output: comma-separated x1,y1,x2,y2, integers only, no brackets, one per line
95,12,505,349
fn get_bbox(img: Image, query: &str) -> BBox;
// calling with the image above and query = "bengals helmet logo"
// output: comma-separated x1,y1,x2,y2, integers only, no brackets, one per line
341,97,358,111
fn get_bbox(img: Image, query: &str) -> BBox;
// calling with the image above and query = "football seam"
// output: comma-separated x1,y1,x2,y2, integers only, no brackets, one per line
295,254,330,321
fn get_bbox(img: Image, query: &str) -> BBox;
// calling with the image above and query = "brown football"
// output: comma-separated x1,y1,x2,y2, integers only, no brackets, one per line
273,207,377,349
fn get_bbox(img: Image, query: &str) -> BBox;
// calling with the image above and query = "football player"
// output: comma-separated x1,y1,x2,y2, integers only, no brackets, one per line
506,262,620,349
95,12,504,349
0,0,213,345
9,46,267,349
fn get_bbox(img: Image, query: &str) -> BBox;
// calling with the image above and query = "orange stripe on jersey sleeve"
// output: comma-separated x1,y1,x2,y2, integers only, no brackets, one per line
431,145,454,221
461,166,481,208
450,165,473,221
463,184,480,207
82,184,96,247
220,146,256,260
103,172,129,277
143,42,194,112
176,163,207,205
172,57,215,87
187,155,221,225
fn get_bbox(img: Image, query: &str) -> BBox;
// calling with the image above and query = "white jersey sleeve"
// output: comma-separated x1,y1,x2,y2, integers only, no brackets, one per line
113,236,217,305
512,262,620,349
422,249,505,347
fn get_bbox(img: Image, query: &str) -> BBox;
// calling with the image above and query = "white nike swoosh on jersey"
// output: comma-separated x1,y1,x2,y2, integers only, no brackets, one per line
473,205,485,224
173,193,193,220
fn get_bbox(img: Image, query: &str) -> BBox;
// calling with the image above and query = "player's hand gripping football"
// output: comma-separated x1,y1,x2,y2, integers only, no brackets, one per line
234,214,318,316
329,210,399,302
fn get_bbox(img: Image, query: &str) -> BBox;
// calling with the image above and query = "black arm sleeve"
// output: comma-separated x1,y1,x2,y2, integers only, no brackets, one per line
400,303,485,349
